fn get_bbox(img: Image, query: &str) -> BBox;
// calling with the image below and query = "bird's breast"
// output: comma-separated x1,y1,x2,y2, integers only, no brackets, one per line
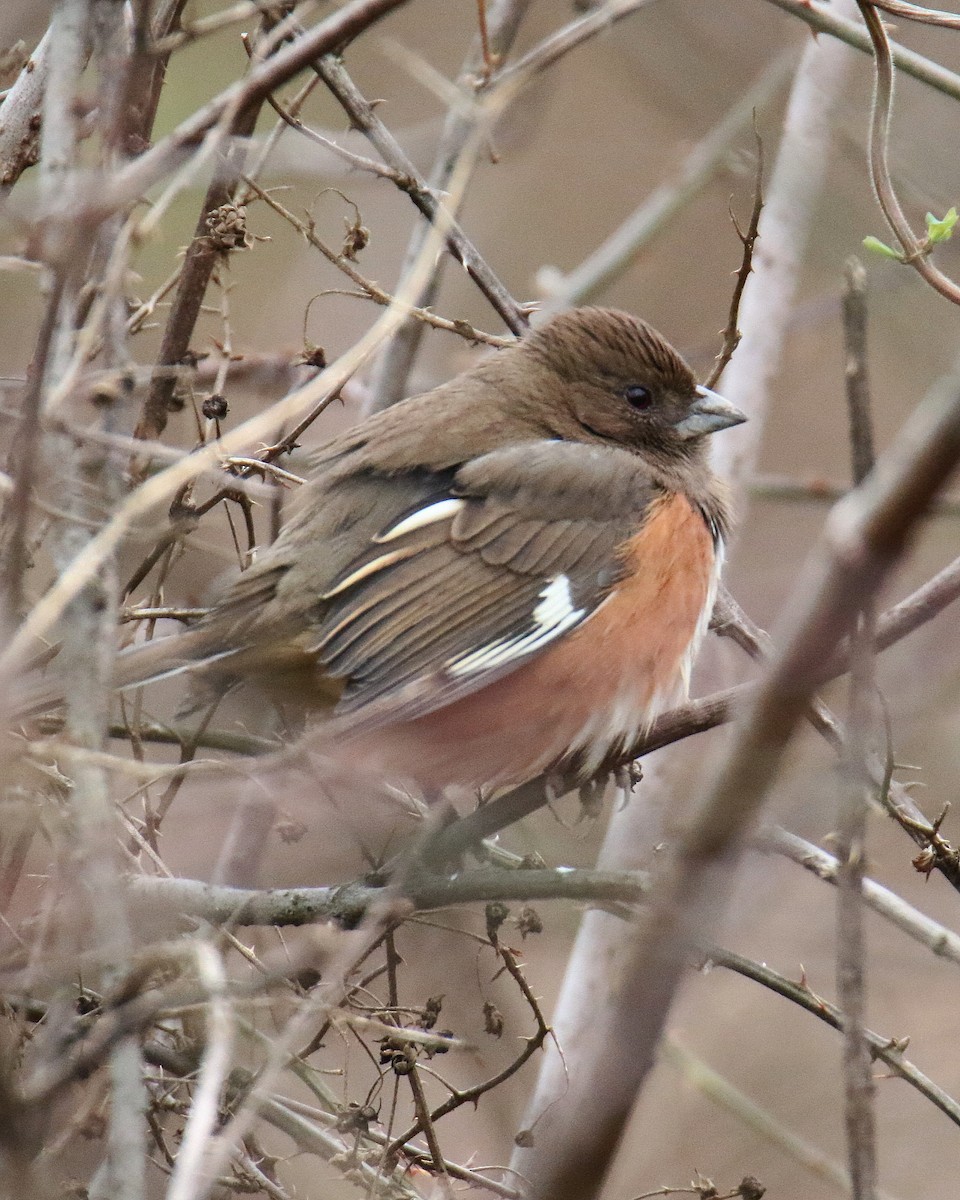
546,489,721,775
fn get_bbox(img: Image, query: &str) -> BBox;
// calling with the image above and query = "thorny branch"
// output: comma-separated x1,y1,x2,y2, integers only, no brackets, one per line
704,126,764,390
836,255,877,1200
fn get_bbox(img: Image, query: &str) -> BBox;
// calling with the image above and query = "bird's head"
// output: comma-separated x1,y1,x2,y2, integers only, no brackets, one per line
521,307,746,461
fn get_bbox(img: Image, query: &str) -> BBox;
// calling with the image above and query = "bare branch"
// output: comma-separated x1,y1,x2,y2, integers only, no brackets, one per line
0,30,55,193
836,255,877,1200
750,473,960,516
538,55,789,321
703,125,764,390
714,948,960,1131
314,54,527,335
870,0,960,26
366,0,532,410
764,0,960,102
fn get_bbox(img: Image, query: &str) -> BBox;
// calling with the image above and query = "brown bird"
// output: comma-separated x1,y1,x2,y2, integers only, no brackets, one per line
28,307,745,794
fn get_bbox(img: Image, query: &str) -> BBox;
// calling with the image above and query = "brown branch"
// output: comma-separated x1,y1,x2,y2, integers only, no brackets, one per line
87,0,415,216
132,26,269,452
867,0,960,26
313,54,527,336
403,1064,449,1185
704,125,764,390
713,948,960,1131
124,1,192,154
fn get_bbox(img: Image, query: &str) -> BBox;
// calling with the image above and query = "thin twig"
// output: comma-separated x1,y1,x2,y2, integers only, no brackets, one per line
764,0,960,102
538,54,789,322
750,473,960,516
365,0,532,410
870,0,960,23
760,827,960,970
703,125,764,390
241,175,511,347
314,54,527,336
714,948,960,1131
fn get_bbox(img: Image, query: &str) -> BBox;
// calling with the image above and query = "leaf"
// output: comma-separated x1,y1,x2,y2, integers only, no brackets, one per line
862,235,902,260
925,206,958,244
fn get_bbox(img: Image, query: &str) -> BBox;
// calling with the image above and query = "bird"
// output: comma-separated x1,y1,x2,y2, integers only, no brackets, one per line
26,307,745,797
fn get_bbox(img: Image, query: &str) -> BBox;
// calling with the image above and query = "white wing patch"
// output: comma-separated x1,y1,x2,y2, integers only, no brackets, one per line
375,498,466,542
445,574,585,679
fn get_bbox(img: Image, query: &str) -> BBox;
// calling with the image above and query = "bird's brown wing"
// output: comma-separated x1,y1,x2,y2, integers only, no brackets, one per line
306,440,663,730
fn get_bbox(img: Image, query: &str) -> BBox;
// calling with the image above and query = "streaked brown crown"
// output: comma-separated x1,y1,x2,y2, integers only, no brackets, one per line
518,307,708,461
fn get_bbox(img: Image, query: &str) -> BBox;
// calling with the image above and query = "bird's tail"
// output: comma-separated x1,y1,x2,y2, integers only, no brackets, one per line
12,626,237,720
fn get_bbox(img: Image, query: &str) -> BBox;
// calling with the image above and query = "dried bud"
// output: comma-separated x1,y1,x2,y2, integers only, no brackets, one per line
342,212,370,261
297,344,327,369
483,1001,504,1038
420,995,443,1029
738,1177,765,1200
912,846,937,876
485,900,510,942
336,1102,373,1134
205,202,251,251
201,394,229,420
391,1048,415,1075
514,905,543,938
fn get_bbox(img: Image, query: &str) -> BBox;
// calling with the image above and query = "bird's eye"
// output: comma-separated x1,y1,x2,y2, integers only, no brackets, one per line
622,384,653,410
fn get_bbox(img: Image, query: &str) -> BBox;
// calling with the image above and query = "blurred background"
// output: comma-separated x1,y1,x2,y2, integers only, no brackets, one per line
2,1,960,1197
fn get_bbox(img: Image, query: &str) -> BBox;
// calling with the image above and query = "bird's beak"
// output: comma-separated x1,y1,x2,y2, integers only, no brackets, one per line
675,385,748,438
